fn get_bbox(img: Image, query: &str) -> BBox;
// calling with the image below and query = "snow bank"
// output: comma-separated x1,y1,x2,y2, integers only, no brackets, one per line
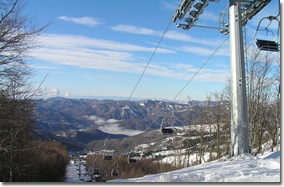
109,151,280,182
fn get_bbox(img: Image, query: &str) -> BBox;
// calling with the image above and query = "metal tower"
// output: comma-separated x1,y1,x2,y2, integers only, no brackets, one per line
172,0,271,156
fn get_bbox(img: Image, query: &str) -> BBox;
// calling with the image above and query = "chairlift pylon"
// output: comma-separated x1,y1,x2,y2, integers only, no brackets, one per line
254,16,280,52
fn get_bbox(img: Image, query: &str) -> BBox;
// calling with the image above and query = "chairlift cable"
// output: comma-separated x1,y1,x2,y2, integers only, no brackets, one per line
100,1,228,175
99,19,173,178
100,33,229,177
172,35,229,101
127,19,172,101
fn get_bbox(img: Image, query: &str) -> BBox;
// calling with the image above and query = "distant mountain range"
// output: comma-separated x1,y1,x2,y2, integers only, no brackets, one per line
33,97,209,151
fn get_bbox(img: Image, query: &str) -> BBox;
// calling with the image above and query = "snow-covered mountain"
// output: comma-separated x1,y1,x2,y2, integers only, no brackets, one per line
34,97,196,134
33,97,207,150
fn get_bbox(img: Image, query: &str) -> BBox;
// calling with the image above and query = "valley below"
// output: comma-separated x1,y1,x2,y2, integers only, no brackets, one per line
33,97,205,151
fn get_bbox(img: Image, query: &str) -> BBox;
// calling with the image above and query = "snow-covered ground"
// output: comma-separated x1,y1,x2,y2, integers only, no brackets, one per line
64,160,82,182
65,159,91,182
109,150,280,182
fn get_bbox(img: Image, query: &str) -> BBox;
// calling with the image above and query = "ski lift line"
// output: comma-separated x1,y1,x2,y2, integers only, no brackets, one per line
102,1,228,173
100,105,168,176
90,136,112,172
127,19,172,101
160,105,176,135
101,35,229,176
172,35,229,101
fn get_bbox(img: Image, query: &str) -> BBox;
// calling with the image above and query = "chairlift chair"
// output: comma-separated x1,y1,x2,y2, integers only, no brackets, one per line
254,16,280,52
128,152,138,164
128,158,137,164
102,137,113,160
161,127,174,135
93,168,101,177
103,154,113,160
255,39,279,52
160,105,175,135
160,109,176,135
111,169,119,177
110,162,119,177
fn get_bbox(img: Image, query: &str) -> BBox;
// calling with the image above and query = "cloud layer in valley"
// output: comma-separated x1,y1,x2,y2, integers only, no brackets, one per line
86,115,144,136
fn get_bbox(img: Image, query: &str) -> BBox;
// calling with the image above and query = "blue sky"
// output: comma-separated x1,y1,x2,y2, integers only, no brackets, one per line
24,0,280,101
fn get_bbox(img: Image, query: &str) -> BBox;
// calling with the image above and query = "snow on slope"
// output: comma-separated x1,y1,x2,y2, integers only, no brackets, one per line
109,151,280,182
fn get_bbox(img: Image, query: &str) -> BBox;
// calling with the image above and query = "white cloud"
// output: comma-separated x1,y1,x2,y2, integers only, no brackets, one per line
165,31,221,46
29,64,58,70
31,34,175,74
64,91,71,97
112,25,159,36
162,1,179,11
35,34,174,53
173,63,228,74
98,123,144,136
49,88,60,96
199,11,219,22
31,34,229,84
34,86,73,98
39,87,60,97
181,45,230,57
32,47,145,73
87,115,106,125
85,115,143,136
111,24,227,47
58,16,102,27
147,62,230,83
106,119,119,123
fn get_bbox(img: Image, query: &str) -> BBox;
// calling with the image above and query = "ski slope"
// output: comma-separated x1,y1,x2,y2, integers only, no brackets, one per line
109,151,280,182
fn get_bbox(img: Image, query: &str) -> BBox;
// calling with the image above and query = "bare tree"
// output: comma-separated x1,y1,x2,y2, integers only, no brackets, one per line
222,83,231,155
195,105,205,165
0,0,45,181
185,99,193,167
205,94,214,161
212,92,224,159
246,47,279,154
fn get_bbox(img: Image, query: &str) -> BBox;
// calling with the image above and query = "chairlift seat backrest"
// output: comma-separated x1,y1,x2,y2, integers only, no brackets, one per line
93,168,101,176
256,39,279,52
111,169,119,177
128,158,137,164
161,128,174,135
103,155,113,160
